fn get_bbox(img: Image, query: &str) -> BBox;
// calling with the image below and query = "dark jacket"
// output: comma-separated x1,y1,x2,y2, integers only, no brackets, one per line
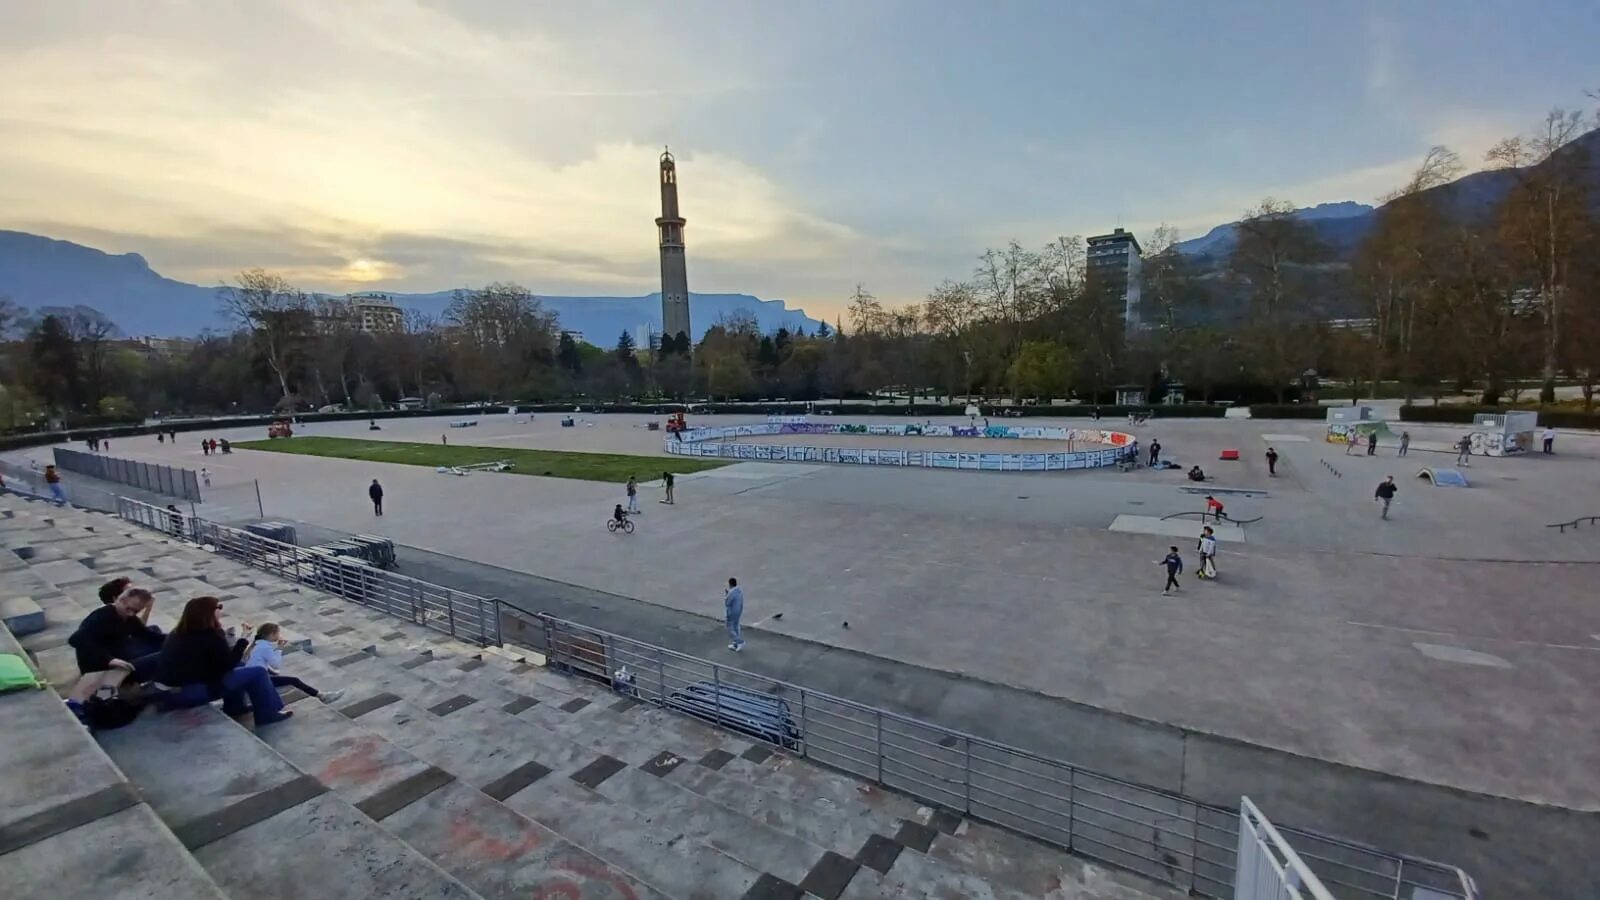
68,605,136,673
369,482,384,500
160,629,248,689
1375,482,1398,500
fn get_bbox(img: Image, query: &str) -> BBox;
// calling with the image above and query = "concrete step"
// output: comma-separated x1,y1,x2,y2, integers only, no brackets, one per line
97,703,482,900
504,774,765,899
0,595,44,636
0,621,228,900
261,700,663,900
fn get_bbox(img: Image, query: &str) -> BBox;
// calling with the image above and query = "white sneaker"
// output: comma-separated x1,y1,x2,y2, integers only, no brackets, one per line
728,643,737,650
319,690,345,704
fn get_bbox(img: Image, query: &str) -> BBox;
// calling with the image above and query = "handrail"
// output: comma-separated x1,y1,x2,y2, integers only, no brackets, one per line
114,496,500,646
1237,796,1336,900
1160,511,1265,525
522,610,1479,900
1546,515,1600,533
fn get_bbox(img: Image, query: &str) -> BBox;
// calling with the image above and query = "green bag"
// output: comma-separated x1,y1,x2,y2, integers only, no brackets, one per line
0,653,44,692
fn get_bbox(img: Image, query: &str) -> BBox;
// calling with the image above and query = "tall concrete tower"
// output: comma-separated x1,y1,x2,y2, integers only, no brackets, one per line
656,148,691,347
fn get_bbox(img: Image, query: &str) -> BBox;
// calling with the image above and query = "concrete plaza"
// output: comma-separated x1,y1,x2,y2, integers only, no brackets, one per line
15,410,1600,815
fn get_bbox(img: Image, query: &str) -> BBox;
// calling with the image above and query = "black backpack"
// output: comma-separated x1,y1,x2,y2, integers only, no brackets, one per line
83,694,147,731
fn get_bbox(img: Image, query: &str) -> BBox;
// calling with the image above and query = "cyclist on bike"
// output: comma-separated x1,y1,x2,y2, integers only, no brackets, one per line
613,503,629,526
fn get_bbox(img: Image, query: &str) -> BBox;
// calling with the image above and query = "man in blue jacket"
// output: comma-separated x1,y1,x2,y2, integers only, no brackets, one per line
724,577,746,652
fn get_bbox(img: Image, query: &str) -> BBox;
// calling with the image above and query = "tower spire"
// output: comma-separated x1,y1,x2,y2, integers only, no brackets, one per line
657,149,691,347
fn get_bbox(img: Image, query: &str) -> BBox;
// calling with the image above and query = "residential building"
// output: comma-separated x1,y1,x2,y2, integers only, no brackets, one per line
347,293,404,333
1085,228,1143,333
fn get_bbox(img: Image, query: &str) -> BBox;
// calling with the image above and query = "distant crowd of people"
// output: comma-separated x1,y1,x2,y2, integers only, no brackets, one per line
64,577,342,730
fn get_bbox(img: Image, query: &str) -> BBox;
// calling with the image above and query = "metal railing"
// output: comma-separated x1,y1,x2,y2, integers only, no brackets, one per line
115,497,500,646
55,448,202,501
523,612,1478,900
1236,796,1336,900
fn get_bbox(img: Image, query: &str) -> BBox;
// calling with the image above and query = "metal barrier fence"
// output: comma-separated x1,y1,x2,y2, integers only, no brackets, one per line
115,497,500,646
522,612,1479,900
55,448,202,502
1236,796,1335,900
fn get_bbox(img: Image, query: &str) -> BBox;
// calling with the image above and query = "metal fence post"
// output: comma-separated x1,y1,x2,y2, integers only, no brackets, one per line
254,479,264,517
656,648,666,702
446,591,457,637
963,736,972,814
799,691,809,758
713,664,722,720
875,711,884,784
1066,767,1076,850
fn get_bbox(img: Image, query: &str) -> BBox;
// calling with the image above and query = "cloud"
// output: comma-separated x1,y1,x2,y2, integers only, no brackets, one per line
0,4,865,308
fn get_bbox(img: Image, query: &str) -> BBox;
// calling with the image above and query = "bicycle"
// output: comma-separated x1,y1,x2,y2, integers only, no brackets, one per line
606,516,635,534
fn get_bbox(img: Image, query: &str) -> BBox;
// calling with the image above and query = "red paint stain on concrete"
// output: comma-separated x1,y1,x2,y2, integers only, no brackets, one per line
447,813,543,861
318,735,387,786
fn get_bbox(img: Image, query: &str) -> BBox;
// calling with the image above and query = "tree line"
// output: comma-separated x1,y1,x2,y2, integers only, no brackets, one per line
1,106,1595,431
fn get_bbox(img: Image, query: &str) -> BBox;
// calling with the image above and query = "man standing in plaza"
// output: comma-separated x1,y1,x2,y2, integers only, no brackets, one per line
661,470,675,505
1265,447,1279,476
1455,435,1472,467
1374,475,1398,519
1366,430,1378,456
1542,426,1557,454
724,577,746,652
1148,438,1162,468
1398,431,1411,457
368,478,384,516
625,475,640,514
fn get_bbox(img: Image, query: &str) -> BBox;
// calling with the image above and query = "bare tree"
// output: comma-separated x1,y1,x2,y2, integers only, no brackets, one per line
846,284,884,335
218,269,311,404
65,308,121,411
1229,198,1329,402
1486,108,1597,401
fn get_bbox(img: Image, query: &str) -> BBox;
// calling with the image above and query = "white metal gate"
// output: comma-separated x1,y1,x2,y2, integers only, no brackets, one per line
1235,797,1336,900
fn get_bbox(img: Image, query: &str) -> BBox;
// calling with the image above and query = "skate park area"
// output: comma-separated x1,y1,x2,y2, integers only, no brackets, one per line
10,410,1600,828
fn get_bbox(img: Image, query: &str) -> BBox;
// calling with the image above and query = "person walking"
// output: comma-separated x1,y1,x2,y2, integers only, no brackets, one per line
1455,435,1472,467
43,464,66,506
1398,431,1410,457
1156,547,1183,594
1344,429,1360,455
1374,475,1398,519
1265,447,1279,476
1148,438,1162,467
1542,426,1557,455
661,470,675,505
201,467,211,488
625,475,640,514
1196,527,1218,579
1366,431,1378,456
157,433,165,445
368,479,384,516
724,577,746,652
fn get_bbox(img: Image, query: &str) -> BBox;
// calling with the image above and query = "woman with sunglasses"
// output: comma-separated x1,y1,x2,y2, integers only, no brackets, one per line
159,596,292,725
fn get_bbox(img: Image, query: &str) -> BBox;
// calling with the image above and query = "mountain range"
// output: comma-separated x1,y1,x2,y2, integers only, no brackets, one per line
0,230,824,342
1175,127,1600,265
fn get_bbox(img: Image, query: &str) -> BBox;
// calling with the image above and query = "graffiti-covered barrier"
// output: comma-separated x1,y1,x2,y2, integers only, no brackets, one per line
665,421,1137,472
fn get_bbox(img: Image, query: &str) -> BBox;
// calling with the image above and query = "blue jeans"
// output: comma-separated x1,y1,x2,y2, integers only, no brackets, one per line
725,612,744,647
48,483,66,505
165,667,287,722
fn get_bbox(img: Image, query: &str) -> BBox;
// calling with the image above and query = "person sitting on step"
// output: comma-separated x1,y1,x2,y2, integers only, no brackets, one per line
158,596,292,725
1188,465,1206,482
243,623,343,705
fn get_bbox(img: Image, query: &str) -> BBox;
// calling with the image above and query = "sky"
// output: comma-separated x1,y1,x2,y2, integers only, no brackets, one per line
1,0,1596,321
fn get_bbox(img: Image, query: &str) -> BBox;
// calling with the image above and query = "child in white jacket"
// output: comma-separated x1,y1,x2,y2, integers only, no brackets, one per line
244,623,343,704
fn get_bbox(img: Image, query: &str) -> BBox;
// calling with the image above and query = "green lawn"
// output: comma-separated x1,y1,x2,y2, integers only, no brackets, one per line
235,437,729,484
